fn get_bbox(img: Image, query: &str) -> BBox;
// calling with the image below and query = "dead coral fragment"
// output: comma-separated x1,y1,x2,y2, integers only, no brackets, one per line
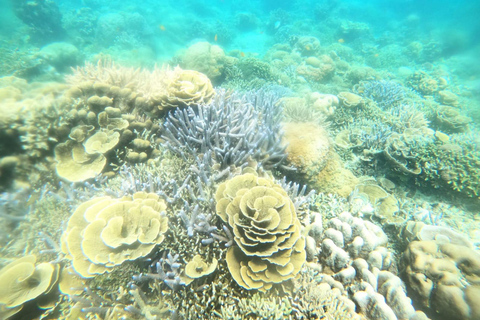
215,173,306,291
61,192,168,278
156,67,215,110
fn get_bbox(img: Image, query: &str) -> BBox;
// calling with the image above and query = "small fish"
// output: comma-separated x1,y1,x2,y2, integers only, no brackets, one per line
214,34,218,42
159,25,166,31
338,38,345,43
274,21,281,29
305,45,311,51
240,51,245,57
374,53,379,58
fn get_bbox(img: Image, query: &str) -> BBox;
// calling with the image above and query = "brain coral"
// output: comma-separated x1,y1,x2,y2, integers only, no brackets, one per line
61,192,168,278
215,173,306,291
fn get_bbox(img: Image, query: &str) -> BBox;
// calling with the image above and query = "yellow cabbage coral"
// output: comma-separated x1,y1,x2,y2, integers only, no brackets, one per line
61,192,169,278
54,140,107,182
215,173,305,291
185,255,218,279
156,67,215,110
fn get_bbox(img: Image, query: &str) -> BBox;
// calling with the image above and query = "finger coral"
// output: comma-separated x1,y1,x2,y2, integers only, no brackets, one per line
61,192,169,278
215,173,305,291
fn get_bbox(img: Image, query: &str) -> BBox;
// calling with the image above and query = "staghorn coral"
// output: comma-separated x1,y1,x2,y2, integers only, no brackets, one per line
214,293,293,320
162,88,287,170
292,268,361,320
215,172,306,291
61,192,169,278
355,80,406,109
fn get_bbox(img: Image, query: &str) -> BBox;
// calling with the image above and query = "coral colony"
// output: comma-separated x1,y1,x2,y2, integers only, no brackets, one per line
0,1,480,320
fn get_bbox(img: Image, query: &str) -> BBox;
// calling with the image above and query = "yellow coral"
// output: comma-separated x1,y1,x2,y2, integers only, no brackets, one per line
215,173,305,291
0,255,58,318
54,140,106,182
61,192,169,278
156,67,214,110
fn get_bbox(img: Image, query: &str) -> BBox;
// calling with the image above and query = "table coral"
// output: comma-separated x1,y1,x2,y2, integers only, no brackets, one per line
215,172,306,291
61,192,169,278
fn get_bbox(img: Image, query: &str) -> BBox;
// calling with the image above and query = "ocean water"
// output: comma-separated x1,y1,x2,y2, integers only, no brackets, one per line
0,0,479,319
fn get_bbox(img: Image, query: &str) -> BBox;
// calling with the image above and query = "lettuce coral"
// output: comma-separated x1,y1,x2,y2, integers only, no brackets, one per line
0,255,59,319
61,192,169,278
215,173,305,291
156,68,215,110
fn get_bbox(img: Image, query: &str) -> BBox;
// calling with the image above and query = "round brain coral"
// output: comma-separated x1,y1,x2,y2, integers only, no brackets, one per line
215,173,306,291
61,192,168,278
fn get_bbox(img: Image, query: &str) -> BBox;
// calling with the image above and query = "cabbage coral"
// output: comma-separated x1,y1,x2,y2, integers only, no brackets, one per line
61,192,169,278
215,173,305,291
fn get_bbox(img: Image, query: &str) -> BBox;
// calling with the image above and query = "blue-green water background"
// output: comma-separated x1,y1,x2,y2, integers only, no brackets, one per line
1,0,479,74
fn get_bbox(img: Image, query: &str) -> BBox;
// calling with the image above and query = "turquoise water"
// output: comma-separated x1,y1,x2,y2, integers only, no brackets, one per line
0,1,479,320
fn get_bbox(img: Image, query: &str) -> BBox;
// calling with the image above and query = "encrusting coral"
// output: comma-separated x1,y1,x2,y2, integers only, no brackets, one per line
215,172,306,291
402,240,480,320
61,192,169,278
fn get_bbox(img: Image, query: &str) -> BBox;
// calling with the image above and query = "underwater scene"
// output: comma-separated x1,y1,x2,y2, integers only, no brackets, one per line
0,0,480,319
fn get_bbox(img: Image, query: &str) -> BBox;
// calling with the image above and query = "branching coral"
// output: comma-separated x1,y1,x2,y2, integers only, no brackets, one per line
215,173,305,291
355,80,406,109
162,88,287,170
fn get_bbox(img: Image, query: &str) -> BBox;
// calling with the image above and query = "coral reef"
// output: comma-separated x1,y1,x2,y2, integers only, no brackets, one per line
416,134,480,198
215,172,306,291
